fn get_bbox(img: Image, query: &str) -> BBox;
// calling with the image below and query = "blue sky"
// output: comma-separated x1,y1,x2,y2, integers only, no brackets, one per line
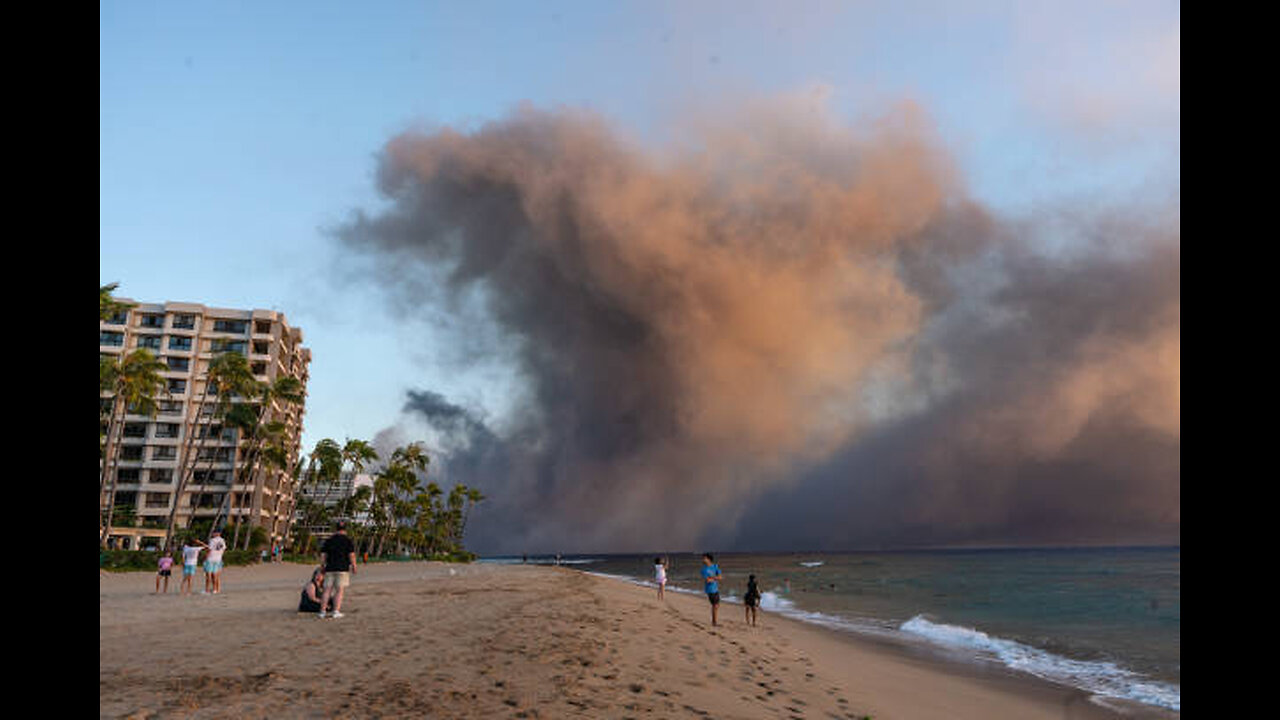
100,0,1179,454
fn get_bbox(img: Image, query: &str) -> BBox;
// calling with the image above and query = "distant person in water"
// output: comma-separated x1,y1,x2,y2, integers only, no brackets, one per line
743,574,761,626
702,553,723,626
654,556,669,600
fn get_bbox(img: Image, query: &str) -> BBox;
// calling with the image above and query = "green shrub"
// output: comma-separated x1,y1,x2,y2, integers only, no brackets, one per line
99,548,265,572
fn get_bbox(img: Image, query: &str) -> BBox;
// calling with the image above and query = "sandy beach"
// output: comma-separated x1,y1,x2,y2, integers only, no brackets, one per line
100,561,1176,719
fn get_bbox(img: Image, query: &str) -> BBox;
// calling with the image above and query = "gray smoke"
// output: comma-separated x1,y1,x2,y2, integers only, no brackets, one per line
336,101,1179,554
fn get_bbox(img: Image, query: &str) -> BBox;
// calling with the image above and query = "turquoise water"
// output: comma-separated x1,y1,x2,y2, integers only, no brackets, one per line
485,547,1179,711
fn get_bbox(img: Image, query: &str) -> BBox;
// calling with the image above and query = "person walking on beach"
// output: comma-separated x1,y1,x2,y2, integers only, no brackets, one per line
180,537,205,595
743,574,761,626
203,529,228,594
702,553,723,627
155,551,174,594
654,556,669,600
318,521,357,619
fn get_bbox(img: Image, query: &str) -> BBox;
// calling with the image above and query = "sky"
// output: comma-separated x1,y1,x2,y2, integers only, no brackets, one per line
100,1,1179,554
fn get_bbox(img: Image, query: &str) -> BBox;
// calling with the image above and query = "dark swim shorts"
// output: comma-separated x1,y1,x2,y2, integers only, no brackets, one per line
158,569,172,577
707,592,721,605
744,594,759,607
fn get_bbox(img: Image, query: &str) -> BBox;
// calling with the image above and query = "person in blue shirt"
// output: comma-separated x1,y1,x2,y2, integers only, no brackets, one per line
701,553,723,626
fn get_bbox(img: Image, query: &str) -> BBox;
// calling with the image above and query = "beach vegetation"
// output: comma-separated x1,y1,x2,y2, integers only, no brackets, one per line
286,439,484,562
99,547,263,572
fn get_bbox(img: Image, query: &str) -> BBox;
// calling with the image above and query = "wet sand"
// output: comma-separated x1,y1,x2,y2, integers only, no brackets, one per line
100,561,1176,719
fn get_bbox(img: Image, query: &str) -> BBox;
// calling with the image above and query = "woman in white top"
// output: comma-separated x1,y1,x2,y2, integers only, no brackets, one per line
654,556,668,600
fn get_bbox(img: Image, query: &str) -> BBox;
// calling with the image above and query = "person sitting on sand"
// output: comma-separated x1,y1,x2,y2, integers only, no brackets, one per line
298,568,334,613
702,553,723,626
654,556,668,600
155,551,174,594
743,574,761,626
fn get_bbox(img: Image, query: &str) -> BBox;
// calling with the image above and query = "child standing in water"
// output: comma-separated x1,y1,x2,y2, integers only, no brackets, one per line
654,556,668,599
702,553,723,626
743,574,761,626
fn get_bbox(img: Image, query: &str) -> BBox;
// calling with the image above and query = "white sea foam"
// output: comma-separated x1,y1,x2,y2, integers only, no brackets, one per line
899,616,1180,712
798,561,825,567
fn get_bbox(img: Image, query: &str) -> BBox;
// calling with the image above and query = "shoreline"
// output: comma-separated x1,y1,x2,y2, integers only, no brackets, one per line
576,566,1172,712
574,567,1177,720
101,561,1177,718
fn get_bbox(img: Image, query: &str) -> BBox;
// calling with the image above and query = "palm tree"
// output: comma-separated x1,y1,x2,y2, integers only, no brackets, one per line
310,438,344,518
212,373,306,549
100,282,134,322
100,348,169,547
162,352,258,551
460,486,486,547
372,443,429,557
260,440,304,547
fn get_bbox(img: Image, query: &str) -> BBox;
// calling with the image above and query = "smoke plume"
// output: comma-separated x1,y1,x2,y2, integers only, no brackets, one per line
337,99,1178,553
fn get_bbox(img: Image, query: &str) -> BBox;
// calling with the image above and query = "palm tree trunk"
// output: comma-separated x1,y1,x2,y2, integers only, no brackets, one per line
99,396,125,547
163,387,213,550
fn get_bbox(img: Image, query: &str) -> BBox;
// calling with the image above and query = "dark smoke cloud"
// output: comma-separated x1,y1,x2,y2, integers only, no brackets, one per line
337,100,1178,554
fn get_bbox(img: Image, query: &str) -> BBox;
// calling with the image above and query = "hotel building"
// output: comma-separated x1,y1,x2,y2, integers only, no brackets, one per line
100,301,310,549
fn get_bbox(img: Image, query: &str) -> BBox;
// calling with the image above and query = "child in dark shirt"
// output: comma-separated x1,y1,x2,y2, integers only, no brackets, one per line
744,574,761,626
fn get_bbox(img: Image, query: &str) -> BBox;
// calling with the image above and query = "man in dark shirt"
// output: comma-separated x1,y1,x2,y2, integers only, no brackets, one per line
317,521,358,619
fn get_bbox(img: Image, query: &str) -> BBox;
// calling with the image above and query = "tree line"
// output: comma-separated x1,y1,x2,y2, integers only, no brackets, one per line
99,283,483,558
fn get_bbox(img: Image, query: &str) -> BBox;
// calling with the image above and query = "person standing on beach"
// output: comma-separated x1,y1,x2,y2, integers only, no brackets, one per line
318,520,357,619
743,574,761,626
702,553,723,626
180,537,205,595
155,551,174,594
654,556,669,600
203,529,227,594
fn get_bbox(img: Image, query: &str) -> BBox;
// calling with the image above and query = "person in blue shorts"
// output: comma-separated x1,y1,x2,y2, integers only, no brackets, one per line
702,553,723,626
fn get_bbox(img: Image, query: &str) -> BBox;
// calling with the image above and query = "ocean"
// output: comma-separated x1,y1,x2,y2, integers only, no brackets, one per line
482,547,1179,712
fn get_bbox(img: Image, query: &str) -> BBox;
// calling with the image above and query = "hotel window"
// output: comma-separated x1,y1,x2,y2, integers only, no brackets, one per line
117,468,141,483
122,423,147,438
120,446,144,461
211,339,248,355
100,331,124,346
152,446,177,461
193,470,231,485
154,423,180,438
213,319,248,334
172,314,196,329
139,314,165,329
105,311,129,325
254,320,273,335
150,469,174,484
168,336,192,351
165,356,189,372
167,378,187,394
157,400,183,415
252,340,270,355
197,447,235,462
145,493,170,508
137,335,162,350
